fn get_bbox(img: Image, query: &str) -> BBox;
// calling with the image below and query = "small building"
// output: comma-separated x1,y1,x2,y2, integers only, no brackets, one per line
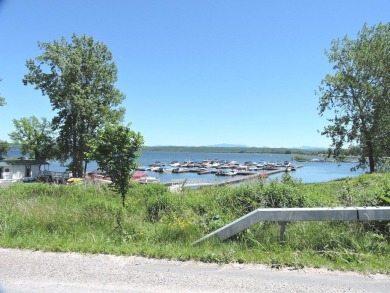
0,158,49,182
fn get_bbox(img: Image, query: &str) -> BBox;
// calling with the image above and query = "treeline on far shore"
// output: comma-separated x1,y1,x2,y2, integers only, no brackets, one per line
8,144,362,158
142,145,327,155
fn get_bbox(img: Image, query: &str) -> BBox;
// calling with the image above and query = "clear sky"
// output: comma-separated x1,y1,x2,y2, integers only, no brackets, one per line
0,0,388,148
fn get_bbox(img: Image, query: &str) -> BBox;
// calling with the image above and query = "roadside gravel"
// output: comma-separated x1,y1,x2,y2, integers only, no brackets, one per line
1,248,389,293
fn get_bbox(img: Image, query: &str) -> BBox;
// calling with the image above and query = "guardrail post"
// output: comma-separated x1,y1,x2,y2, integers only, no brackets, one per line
279,221,288,243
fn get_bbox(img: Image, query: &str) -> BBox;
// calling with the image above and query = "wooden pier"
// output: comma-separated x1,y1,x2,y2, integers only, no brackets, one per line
211,169,285,187
166,167,301,190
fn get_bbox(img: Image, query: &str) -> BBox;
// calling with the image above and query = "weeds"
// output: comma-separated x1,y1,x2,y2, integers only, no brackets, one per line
0,173,390,273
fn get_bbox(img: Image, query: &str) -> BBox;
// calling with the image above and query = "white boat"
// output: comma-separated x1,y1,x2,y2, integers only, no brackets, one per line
169,161,180,167
217,164,231,169
237,165,249,171
172,167,189,173
135,176,160,184
256,161,266,168
149,161,166,167
181,160,194,167
215,170,237,176
263,162,278,170
211,162,221,168
131,171,160,183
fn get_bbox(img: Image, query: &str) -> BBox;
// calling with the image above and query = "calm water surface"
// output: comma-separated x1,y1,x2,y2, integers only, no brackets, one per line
7,148,363,184
136,152,363,184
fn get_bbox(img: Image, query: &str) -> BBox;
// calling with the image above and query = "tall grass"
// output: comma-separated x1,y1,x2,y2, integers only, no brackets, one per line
0,173,389,273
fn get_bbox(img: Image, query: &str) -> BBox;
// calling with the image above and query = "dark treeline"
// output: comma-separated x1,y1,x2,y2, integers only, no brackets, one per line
142,146,326,155
9,144,363,158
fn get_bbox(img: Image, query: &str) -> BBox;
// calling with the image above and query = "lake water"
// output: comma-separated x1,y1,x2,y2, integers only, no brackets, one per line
6,147,363,184
135,151,363,184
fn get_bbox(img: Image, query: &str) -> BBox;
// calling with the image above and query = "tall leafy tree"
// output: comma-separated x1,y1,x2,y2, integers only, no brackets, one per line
23,34,125,177
9,116,55,160
0,140,9,158
317,22,390,173
89,124,144,207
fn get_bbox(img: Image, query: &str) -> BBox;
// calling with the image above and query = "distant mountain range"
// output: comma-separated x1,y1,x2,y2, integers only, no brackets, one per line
299,146,327,150
143,145,326,155
208,144,326,150
207,144,249,148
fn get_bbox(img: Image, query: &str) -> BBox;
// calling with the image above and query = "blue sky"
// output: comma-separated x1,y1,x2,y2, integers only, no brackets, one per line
0,0,388,148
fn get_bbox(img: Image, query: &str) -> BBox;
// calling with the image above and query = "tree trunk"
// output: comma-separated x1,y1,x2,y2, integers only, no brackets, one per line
121,193,125,208
84,160,88,176
366,138,375,173
368,154,375,173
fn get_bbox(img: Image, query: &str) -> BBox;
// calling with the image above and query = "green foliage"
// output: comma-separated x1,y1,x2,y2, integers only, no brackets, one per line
317,22,390,173
381,196,390,204
145,191,180,222
292,155,311,162
1,173,390,273
136,183,168,198
156,215,199,243
259,174,308,208
0,140,10,157
23,33,125,177
143,145,325,155
89,123,144,207
210,175,308,219
9,116,55,160
337,173,390,206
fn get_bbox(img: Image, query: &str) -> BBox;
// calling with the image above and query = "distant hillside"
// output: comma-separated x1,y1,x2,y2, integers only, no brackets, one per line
143,145,325,155
207,144,249,148
299,146,327,151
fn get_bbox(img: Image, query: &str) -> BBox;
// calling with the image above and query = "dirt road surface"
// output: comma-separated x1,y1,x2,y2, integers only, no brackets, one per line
1,248,389,293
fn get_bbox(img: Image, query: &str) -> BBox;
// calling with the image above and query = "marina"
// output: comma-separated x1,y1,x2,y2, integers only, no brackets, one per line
137,159,303,189
3,148,364,186
168,169,283,188
51,159,303,187
143,159,298,173
133,152,363,185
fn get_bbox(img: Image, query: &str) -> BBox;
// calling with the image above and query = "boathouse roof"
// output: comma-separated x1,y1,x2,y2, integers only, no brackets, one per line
0,158,49,167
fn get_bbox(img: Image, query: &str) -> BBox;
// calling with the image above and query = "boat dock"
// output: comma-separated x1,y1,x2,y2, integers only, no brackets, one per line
216,169,286,186
166,167,300,190
142,159,304,190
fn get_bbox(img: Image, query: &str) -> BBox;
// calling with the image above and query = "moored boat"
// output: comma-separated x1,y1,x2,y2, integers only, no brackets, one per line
215,170,237,176
172,167,189,173
169,161,180,167
134,176,160,184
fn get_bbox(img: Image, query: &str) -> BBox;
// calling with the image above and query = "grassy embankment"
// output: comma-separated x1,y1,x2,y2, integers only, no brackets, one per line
1,173,389,273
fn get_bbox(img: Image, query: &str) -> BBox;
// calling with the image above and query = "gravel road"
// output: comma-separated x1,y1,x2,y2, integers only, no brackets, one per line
1,248,389,293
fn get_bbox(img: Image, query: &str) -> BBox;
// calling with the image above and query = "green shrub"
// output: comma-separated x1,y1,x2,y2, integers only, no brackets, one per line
338,174,390,206
2,172,390,273
229,184,261,215
155,215,199,243
225,174,308,212
136,183,168,198
259,174,307,208
145,192,180,222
